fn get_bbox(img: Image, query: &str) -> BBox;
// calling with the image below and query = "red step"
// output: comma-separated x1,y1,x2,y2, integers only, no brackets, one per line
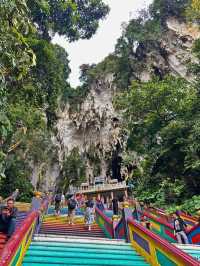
0,233,7,257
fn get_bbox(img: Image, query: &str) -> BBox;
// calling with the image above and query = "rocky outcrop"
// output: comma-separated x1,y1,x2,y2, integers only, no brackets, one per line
55,73,123,183
137,17,199,82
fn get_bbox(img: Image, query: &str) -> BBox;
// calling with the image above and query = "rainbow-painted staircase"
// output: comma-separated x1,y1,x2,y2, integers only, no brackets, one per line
1,200,199,265
22,235,149,265
39,215,106,238
22,209,149,266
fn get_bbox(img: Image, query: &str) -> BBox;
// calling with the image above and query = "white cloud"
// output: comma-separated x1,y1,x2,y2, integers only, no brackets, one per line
53,0,153,87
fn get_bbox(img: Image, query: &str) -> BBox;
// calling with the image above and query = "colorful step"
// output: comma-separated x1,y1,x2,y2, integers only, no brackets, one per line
47,206,84,216
22,235,149,265
0,233,8,256
39,215,106,238
175,244,200,262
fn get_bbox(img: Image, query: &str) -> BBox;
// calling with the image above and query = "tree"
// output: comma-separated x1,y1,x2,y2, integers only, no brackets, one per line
150,0,189,23
115,76,200,205
27,0,110,40
59,148,86,192
0,0,109,199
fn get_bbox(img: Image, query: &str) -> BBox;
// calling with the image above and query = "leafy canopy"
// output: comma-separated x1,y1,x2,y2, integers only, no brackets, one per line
27,0,110,40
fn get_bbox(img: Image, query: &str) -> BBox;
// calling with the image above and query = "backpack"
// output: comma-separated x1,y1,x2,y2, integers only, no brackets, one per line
68,199,76,209
86,200,94,208
55,194,61,202
174,218,187,232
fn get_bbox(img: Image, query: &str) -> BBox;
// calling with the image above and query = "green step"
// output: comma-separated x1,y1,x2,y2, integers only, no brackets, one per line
31,241,133,250
23,257,148,266
181,250,200,261
28,245,136,255
181,249,200,254
23,263,148,266
25,250,144,261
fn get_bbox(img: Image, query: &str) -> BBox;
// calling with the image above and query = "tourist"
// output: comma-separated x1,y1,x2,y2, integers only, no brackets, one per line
61,193,65,208
0,198,18,238
173,211,189,244
141,215,151,229
54,192,62,215
134,198,142,222
111,192,119,215
96,195,104,211
85,199,95,231
30,191,42,211
67,196,77,225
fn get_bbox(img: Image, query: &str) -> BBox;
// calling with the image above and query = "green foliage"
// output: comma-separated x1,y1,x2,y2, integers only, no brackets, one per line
26,39,71,125
0,0,108,200
115,75,200,205
0,0,36,87
0,154,34,202
59,148,86,192
180,195,200,214
113,7,163,89
27,0,109,41
166,195,200,215
150,0,189,23
135,177,185,207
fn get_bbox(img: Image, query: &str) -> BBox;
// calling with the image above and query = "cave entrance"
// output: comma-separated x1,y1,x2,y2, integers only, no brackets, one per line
111,154,122,182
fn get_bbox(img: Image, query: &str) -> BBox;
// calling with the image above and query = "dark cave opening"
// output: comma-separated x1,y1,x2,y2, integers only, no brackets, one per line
111,154,122,181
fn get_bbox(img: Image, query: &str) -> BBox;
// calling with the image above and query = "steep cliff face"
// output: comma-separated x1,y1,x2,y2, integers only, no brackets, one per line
55,73,123,184
137,18,200,82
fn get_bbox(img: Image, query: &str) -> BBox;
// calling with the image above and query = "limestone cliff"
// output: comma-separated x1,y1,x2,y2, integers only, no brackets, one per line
31,17,200,191
137,18,199,82
55,73,123,185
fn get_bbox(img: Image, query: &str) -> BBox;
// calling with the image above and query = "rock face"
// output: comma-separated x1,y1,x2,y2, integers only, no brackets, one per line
55,73,123,184
137,17,199,82
31,18,200,191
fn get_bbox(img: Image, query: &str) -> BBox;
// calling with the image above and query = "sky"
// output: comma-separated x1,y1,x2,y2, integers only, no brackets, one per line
53,0,153,87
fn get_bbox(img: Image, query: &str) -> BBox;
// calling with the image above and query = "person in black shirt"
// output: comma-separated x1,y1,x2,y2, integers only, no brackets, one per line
0,198,18,238
173,211,189,244
54,193,62,215
67,196,77,225
111,192,119,215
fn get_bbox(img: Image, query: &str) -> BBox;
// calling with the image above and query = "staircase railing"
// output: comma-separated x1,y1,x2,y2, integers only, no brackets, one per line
99,204,199,265
137,209,200,244
127,218,198,266
187,222,200,245
114,217,125,239
0,199,48,266
138,210,177,243
95,207,114,238
147,206,197,227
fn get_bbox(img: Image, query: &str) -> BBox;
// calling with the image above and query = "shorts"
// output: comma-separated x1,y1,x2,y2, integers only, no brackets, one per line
68,208,75,215
55,201,61,211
